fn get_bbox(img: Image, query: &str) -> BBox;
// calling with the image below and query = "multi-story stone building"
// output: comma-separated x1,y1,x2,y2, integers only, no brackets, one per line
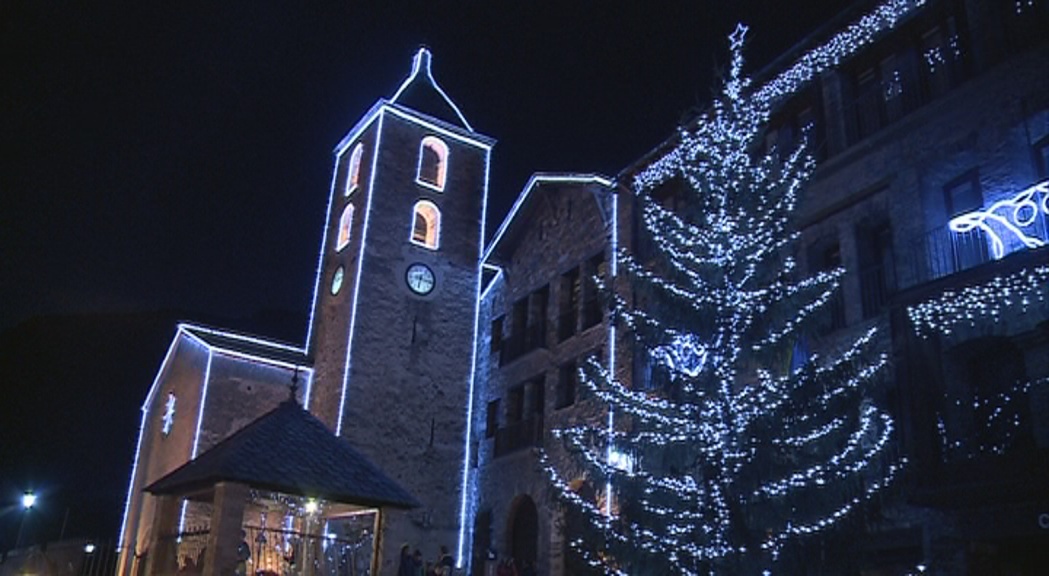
119,1,1048,574
470,0,1048,573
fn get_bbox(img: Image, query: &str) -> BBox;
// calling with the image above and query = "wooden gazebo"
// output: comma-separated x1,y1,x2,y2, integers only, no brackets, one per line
142,397,417,576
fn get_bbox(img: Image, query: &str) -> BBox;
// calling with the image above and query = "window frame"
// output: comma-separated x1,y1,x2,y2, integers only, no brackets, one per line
345,143,364,196
336,203,355,252
416,136,449,191
410,200,441,250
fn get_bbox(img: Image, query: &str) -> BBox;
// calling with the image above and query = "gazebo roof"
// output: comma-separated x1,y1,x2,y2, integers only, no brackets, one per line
145,399,418,509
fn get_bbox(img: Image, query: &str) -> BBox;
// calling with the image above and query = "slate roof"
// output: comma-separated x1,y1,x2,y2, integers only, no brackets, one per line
145,399,418,509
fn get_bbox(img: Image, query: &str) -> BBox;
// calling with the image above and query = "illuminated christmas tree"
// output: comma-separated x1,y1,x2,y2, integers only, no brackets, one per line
543,25,904,575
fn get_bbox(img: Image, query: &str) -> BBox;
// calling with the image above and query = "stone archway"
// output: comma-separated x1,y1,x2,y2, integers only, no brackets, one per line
506,494,538,566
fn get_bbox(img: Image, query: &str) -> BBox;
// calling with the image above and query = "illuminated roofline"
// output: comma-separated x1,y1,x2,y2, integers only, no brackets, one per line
179,323,306,354
335,102,493,158
387,104,494,149
390,47,474,132
480,267,504,302
482,173,615,263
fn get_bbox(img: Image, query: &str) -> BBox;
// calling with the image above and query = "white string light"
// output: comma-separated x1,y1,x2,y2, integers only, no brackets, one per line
543,17,905,574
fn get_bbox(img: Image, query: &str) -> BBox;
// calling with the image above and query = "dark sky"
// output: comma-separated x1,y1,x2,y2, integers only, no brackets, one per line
1,0,839,547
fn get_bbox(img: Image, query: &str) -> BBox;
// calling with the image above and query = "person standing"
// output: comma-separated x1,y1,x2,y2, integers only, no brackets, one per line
436,546,454,576
398,544,414,576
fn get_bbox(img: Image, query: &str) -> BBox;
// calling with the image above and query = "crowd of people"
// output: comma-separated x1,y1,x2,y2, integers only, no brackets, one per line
397,544,454,576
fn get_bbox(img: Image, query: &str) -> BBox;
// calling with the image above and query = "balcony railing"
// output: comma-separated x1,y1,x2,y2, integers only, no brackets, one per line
494,415,544,458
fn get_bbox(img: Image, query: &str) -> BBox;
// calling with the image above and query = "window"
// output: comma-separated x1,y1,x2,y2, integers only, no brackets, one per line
417,136,449,191
808,239,846,333
1034,136,1049,179
345,143,363,196
411,200,440,249
486,399,499,438
490,316,504,355
556,360,577,409
940,337,1032,463
558,267,580,341
857,220,895,319
582,253,607,330
501,288,548,364
944,171,989,271
336,203,355,251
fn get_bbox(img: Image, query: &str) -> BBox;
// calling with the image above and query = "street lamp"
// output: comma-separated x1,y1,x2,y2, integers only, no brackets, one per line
16,491,36,549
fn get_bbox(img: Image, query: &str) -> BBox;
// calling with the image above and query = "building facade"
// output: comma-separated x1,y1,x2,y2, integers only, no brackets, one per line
119,1,1049,575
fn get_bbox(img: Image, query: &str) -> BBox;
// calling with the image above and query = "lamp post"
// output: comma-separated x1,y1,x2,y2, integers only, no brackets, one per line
15,491,36,549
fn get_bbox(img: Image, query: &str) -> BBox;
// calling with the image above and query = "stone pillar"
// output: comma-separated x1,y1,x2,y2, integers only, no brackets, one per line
144,495,180,576
370,509,384,576
202,482,248,576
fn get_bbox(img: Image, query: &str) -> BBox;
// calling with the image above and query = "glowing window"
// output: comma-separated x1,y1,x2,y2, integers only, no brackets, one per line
345,143,364,196
411,200,440,249
336,203,355,251
416,136,448,191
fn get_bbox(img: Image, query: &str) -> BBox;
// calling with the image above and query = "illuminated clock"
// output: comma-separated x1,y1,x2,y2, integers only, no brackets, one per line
331,266,345,295
406,263,435,295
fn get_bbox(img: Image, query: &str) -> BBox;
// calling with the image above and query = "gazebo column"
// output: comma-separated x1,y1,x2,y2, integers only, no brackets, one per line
144,494,181,576
202,482,248,576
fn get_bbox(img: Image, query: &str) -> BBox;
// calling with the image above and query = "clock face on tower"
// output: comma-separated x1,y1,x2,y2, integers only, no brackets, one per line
406,263,435,295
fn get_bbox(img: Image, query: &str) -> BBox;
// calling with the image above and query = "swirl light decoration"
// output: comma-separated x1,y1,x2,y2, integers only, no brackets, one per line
948,180,1049,259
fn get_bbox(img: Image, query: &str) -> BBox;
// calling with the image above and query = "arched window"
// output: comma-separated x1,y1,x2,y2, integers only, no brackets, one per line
416,136,448,191
345,143,363,196
411,200,440,249
336,203,355,251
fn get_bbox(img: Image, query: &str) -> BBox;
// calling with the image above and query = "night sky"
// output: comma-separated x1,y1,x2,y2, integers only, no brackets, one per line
1,0,839,547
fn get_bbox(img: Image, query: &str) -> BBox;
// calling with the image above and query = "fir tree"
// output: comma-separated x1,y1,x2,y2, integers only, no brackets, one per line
542,26,903,575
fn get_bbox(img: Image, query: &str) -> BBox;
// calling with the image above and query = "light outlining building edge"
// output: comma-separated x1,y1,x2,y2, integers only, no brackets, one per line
638,0,927,190
182,323,306,354
337,113,386,437
118,332,184,551
606,189,619,516
479,267,504,302
457,146,493,568
179,349,214,533
390,47,475,132
482,174,615,264
308,111,379,350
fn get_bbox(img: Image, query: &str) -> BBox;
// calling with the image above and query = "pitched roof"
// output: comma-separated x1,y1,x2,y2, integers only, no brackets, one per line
145,399,418,509
483,173,615,266
179,323,310,367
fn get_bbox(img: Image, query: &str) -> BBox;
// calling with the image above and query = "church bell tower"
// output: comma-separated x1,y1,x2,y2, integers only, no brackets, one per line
305,48,493,569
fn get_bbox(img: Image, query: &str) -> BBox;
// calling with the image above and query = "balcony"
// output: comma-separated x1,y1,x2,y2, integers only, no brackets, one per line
493,415,544,458
903,210,1047,290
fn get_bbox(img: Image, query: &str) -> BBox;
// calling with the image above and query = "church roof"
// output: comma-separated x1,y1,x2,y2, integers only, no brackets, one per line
179,323,310,367
145,398,418,509
389,47,474,132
